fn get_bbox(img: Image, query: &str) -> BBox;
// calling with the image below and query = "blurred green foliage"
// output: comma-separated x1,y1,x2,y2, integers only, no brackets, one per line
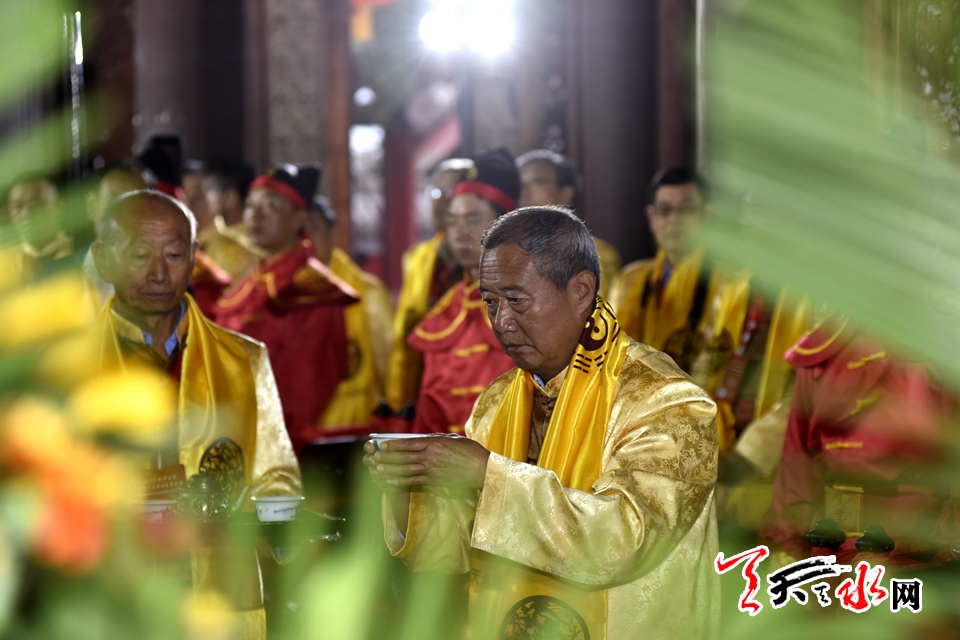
705,0,960,386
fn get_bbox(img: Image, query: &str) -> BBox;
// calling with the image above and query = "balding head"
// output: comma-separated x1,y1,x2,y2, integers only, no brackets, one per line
93,190,196,319
99,190,197,245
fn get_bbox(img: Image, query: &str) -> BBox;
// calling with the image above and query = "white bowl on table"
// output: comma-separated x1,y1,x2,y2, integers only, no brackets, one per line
251,495,305,522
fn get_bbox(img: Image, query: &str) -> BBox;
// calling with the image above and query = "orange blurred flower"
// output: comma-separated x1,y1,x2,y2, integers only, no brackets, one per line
0,398,138,573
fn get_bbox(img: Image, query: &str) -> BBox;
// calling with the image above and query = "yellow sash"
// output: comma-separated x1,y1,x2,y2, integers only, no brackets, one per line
385,234,444,411
755,292,812,419
318,248,381,428
473,298,630,639
99,295,259,483
642,248,705,351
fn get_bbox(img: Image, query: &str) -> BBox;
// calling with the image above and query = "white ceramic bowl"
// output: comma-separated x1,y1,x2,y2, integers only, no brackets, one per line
251,495,305,522
368,433,436,451
135,499,177,524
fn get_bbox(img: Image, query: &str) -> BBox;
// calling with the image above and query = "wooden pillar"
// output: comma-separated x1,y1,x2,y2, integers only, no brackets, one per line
326,0,352,252
574,0,658,264
383,118,414,293
656,0,695,169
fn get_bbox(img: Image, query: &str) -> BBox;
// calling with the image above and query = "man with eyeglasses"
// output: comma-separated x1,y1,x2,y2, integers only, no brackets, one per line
612,168,814,529
611,166,716,372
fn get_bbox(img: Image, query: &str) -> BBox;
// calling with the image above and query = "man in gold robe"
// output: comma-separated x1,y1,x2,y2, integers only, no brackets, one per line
366,207,720,640
92,190,301,639
304,194,394,431
384,158,471,417
516,149,622,300
6,176,81,283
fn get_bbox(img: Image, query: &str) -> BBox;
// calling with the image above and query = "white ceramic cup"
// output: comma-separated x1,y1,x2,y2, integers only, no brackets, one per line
135,499,177,524
367,433,437,451
251,495,305,522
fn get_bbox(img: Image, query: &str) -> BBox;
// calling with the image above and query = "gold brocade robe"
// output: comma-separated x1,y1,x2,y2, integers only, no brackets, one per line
318,248,395,429
593,236,621,302
102,297,302,498
386,341,720,640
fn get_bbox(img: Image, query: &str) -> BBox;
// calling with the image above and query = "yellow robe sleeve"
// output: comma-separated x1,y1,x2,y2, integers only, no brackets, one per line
384,487,478,573
236,336,302,497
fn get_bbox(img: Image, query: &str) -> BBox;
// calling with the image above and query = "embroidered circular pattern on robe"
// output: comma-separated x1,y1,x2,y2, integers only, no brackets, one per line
706,329,734,377
499,595,589,640
199,437,246,500
663,326,701,372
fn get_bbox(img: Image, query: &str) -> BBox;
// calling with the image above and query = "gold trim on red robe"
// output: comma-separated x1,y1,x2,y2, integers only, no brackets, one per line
407,280,514,433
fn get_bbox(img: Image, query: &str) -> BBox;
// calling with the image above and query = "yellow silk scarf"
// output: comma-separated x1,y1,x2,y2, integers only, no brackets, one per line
385,234,444,411
642,248,706,351
318,248,380,427
99,295,259,482
755,292,812,419
485,296,629,492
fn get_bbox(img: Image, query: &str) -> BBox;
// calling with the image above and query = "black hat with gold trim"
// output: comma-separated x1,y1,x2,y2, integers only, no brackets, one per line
451,147,520,214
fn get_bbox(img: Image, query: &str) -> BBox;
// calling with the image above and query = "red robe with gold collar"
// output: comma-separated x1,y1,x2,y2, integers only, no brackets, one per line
407,280,515,434
764,317,955,559
213,239,358,452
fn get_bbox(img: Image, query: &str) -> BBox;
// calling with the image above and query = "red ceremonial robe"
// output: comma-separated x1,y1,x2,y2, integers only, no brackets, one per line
763,318,954,560
214,239,358,453
191,249,232,318
407,280,515,434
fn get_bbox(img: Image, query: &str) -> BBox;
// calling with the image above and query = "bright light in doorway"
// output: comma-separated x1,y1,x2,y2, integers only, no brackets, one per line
419,1,514,57
354,86,376,107
419,10,461,53
350,125,385,155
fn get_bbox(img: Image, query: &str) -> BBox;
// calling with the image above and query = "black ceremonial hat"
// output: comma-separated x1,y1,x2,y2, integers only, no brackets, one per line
452,146,520,214
310,194,338,227
249,162,322,211
138,135,183,194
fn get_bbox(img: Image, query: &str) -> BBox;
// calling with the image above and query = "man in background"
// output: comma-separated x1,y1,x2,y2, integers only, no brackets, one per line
516,149,621,300
213,163,357,453
304,194,393,431
405,148,518,434
384,157,472,420
200,159,259,279
6,175,82,284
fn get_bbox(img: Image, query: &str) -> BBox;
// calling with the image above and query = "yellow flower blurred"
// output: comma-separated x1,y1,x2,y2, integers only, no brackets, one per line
34,329,105,388
0,275,93,348
181,590,236,640
68,366,175,445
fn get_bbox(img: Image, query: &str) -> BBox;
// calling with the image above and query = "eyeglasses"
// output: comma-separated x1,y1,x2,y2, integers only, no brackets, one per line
650,203,703,218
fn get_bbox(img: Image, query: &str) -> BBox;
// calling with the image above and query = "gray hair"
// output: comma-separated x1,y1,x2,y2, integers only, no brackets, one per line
99,189,197,245
481,205,600,296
